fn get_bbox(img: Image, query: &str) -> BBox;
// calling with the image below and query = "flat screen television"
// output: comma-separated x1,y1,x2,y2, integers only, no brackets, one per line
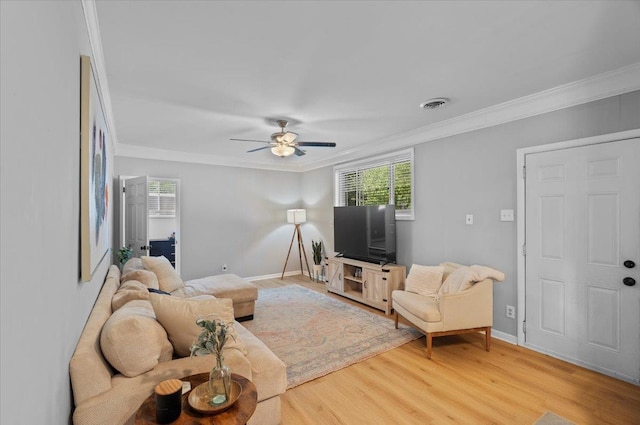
333,205,396,264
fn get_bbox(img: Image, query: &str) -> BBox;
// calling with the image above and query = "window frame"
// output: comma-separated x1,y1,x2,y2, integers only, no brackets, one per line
333,148,415,220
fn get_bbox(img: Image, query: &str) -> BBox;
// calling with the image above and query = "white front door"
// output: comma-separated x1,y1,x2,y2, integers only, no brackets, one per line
124,176,149,258
525,137,640,383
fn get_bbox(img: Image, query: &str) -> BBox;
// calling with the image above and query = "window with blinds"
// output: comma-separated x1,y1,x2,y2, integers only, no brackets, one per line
334,148,414,220
148,180,176,218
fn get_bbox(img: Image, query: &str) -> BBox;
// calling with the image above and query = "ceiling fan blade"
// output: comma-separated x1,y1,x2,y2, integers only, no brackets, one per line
230,138,271,144
294,147,306,156
246,146,271,153
282,132,298,144
296,141,336,147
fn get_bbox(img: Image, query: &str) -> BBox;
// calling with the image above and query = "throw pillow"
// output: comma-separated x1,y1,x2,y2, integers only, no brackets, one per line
122,257,144,277
149,294,246,358
142,255,185,293
439,262,465,281
112,280,150,312
470,264,505,282
404,265,444,296
121,269,159,290
438,266,482,295
100,300,173,378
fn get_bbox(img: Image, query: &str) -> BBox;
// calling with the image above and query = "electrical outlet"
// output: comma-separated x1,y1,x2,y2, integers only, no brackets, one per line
506,305,516,319
500,209,514,222
222,264,228,272
466,214,474,225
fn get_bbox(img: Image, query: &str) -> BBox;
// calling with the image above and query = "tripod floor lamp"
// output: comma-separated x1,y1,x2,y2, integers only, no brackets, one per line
281,209,312,280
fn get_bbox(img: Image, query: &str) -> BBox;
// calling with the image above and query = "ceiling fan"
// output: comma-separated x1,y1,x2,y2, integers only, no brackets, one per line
231,120,337,157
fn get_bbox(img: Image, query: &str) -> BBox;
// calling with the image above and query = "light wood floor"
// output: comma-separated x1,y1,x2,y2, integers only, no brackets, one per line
251,275,640,425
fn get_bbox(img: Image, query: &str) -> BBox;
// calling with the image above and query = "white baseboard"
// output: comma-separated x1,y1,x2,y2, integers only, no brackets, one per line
245,269,312,281
491,329,518,345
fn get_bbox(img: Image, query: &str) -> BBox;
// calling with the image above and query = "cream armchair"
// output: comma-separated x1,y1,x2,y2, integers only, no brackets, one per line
392,262,504,359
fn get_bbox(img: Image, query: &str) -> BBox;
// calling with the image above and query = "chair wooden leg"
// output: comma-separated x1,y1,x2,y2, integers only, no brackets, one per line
426,333,433,359
485,327,491,352
394,311,399,329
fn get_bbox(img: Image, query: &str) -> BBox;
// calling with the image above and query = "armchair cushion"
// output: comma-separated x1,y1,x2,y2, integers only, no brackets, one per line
392,290,441,322
405,265,444,296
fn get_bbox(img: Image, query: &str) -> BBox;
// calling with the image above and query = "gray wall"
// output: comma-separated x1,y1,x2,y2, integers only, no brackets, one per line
0,2,112,424
114,157,306,280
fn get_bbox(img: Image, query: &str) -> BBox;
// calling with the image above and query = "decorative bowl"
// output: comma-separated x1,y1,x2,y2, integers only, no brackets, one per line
187,380,242,415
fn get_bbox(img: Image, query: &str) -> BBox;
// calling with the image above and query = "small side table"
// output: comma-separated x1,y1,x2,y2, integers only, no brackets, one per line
135,373,257,425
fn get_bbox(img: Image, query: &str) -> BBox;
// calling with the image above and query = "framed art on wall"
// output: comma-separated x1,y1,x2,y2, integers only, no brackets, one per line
80,55,110,282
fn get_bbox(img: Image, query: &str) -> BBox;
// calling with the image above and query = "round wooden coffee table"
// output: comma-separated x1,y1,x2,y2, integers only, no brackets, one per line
135,373,257,425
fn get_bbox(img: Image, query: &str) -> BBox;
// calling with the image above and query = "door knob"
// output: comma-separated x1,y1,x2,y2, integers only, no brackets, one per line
140,245,151,250
623,260,636,269
623,277,636,286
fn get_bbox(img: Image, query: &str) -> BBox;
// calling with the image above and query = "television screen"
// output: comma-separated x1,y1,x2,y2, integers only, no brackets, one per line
333,205,396,264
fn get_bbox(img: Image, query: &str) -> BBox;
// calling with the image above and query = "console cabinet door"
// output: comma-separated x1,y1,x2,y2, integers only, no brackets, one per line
363,269,386,304
326,261,343,292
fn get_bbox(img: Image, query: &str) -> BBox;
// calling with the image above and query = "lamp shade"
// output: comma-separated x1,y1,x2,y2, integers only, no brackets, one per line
287,209,306,224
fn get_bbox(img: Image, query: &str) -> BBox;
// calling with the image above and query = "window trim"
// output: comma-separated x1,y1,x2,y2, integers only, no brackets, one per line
333,148,415,220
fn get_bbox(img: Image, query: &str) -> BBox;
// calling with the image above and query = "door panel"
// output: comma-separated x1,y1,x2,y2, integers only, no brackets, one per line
525,137,640,382
124,176,149,258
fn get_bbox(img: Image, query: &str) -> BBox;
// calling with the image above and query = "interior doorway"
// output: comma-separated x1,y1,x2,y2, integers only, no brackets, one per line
119,176,181,274
517,129,640,384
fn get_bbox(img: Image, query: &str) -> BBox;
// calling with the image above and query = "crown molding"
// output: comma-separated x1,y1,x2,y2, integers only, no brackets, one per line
113,58,639,172
304,62,640,171
81,0,119,146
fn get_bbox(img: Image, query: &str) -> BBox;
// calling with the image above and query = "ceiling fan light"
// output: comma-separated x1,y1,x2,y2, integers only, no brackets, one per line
271,145,295,157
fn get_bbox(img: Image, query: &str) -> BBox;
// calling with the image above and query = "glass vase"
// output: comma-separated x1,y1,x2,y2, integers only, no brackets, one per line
208,354,231,406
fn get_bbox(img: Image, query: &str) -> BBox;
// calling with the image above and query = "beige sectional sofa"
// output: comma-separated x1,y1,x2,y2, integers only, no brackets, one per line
70,262,286,425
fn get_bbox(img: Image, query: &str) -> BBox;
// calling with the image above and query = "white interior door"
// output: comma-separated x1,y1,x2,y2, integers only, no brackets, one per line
124,176,149,258
525,138,640,383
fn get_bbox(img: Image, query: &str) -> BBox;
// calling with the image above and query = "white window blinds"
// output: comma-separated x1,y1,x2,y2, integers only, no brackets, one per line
334,148,414,220
148,180,176,218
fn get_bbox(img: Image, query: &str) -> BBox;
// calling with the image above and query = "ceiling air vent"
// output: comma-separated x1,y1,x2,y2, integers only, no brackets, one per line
420,98,449,109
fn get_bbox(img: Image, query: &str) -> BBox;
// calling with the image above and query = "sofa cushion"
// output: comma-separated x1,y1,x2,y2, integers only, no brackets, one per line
142,255,185,293
149,294,247,357
182,274,258,303
111,280,150,312
122,257,144,277
121,269,159,290
100,300,173,378
392,290,441,322
439,266,481,295
404,265,444,296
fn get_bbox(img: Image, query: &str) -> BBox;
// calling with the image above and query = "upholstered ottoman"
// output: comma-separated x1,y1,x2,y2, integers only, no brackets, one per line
181,274,258,320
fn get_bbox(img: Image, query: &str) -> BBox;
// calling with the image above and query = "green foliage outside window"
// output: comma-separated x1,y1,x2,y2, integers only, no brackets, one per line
341,162,411,210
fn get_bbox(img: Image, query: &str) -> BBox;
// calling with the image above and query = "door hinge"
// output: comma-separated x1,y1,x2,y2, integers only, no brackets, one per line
122,186,126,193
522,320,527,335
522,165,526,179
522,244,526,256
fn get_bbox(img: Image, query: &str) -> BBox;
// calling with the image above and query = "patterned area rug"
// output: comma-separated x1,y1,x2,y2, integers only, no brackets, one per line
242,284,422,388
533,412,575,425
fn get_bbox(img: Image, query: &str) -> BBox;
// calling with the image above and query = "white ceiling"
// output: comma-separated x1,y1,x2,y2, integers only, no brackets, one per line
95,0,640,172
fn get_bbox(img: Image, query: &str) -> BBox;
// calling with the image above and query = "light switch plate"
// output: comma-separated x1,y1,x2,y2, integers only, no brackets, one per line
466,214,473,225
500,209,514,222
